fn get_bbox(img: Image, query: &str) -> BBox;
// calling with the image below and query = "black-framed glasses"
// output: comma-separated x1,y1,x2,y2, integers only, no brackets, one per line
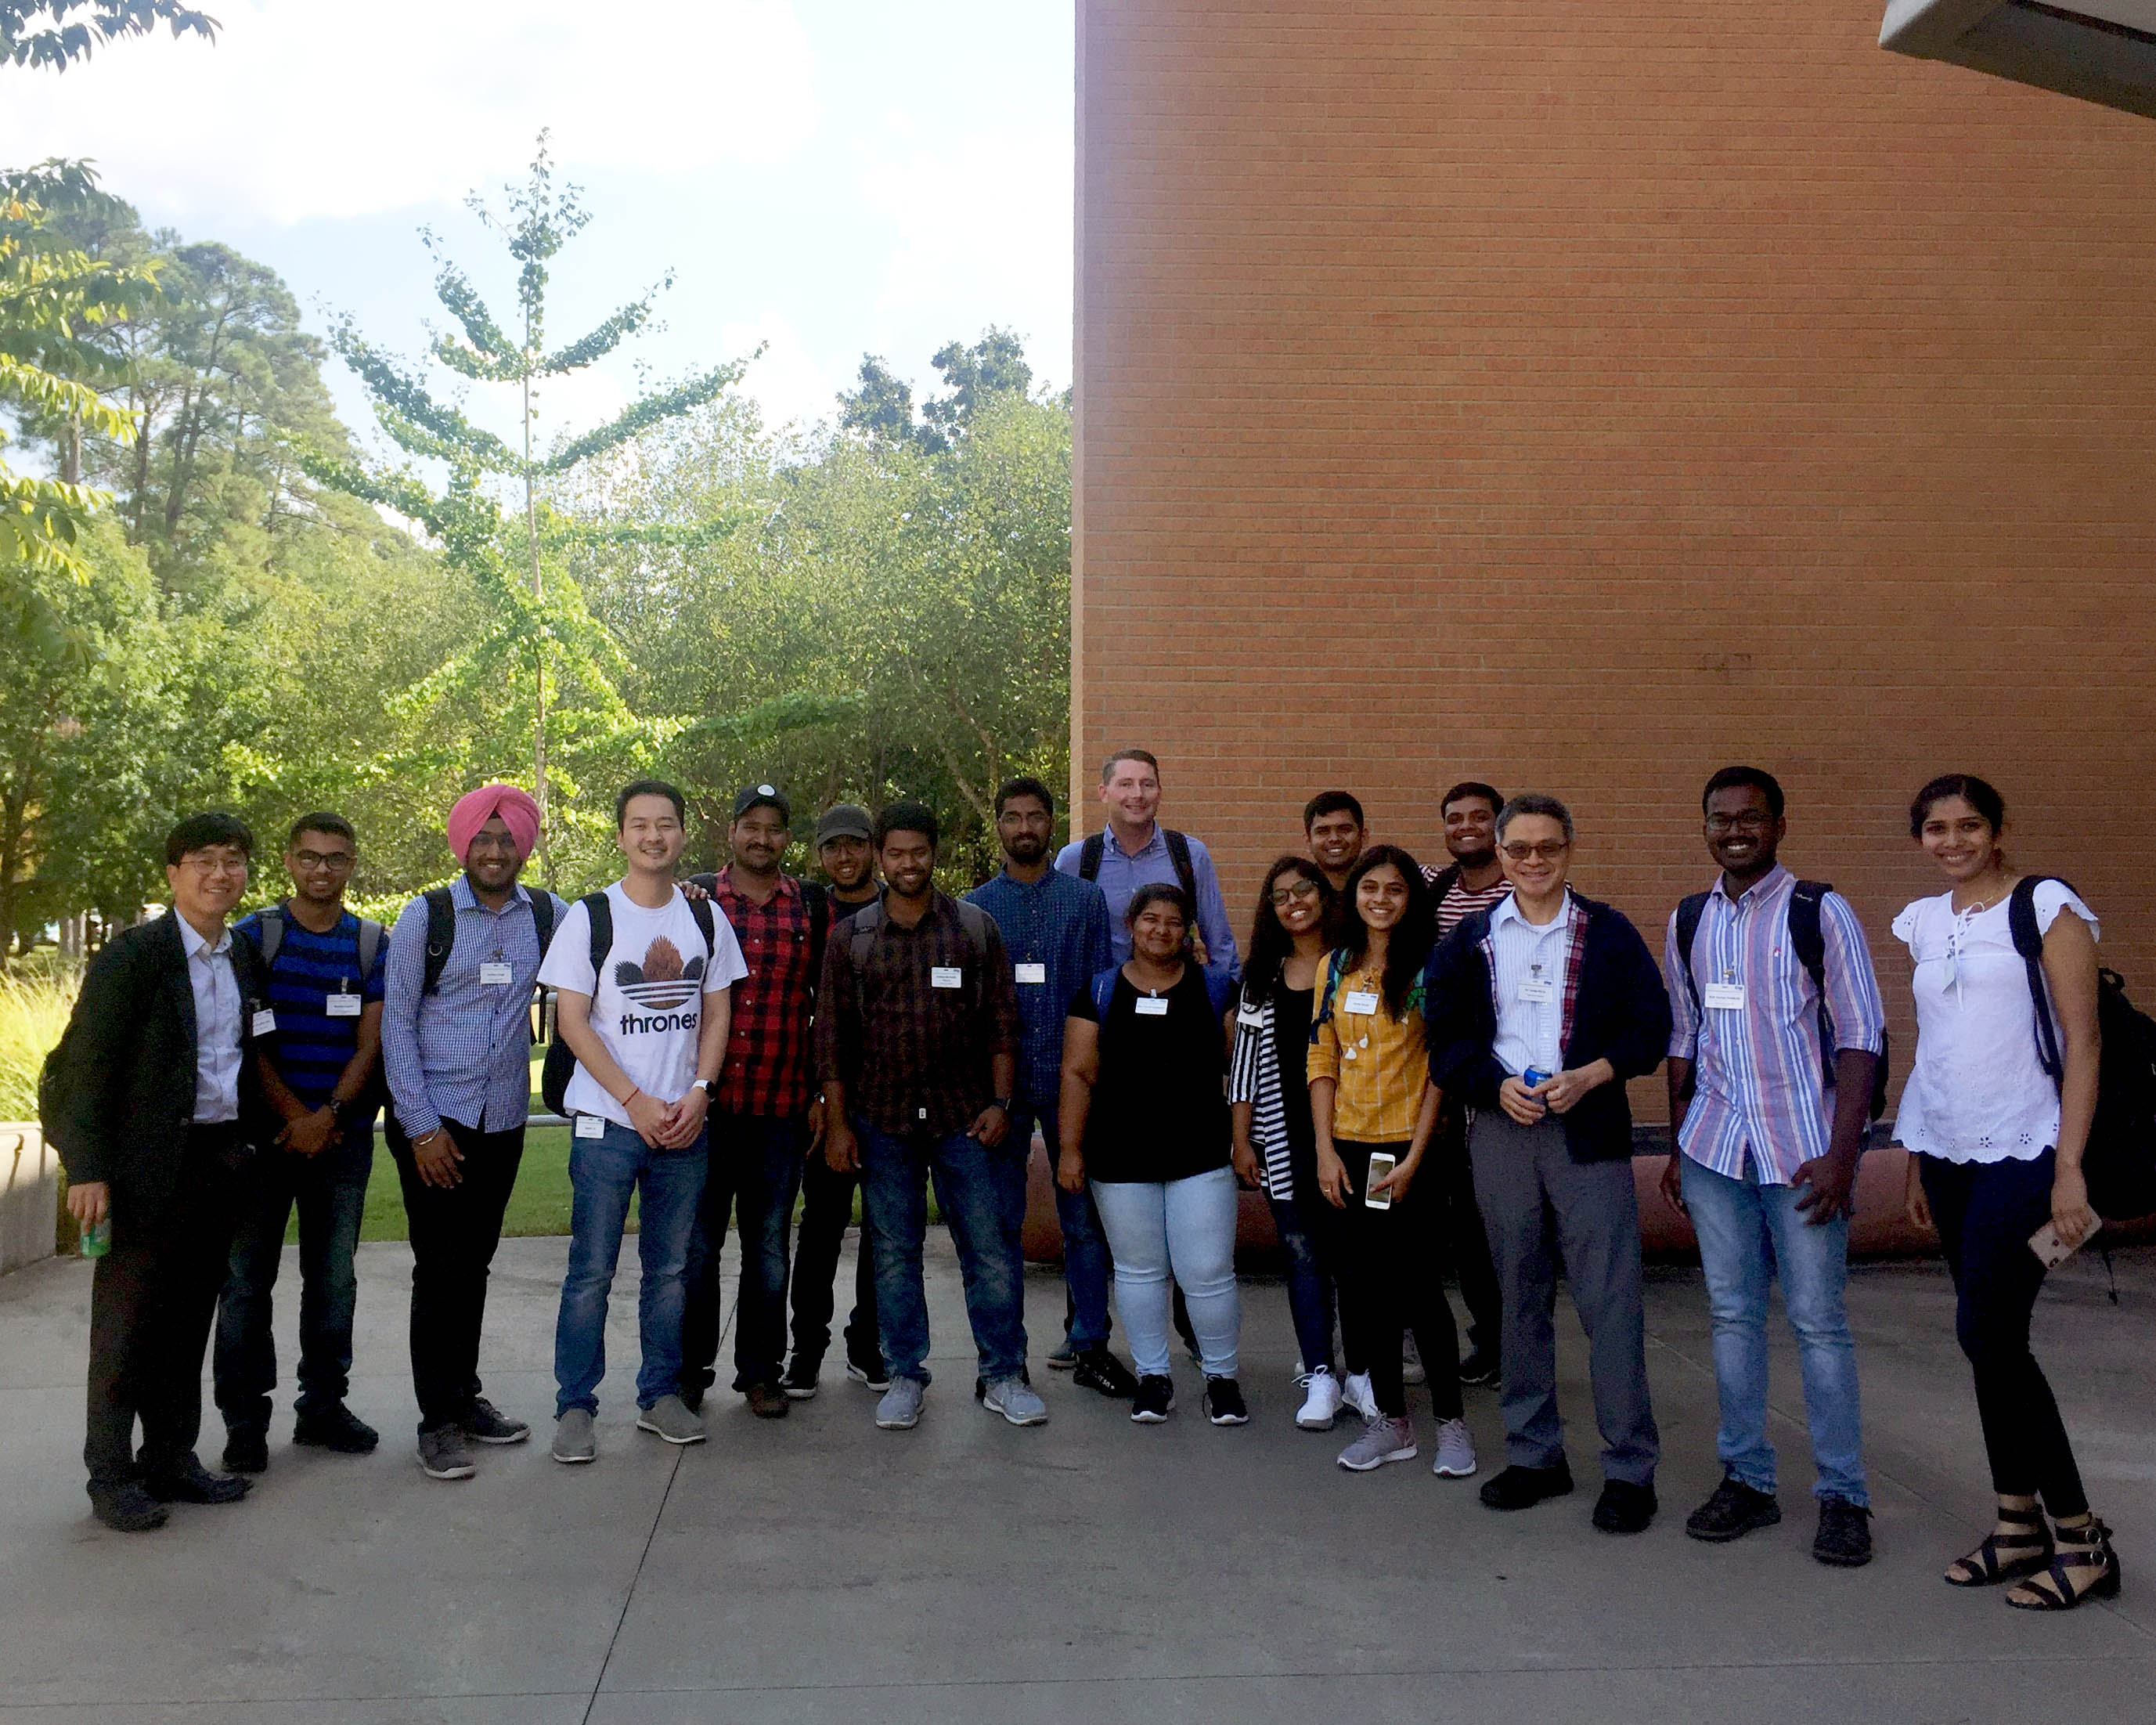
292,850,354,872
1500,840,1570,861
1268,879,1321,907
1704,813,1772,835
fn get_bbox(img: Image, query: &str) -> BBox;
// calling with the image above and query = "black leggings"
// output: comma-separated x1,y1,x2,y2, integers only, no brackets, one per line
1329,1140,1461,1421
1919,1149,2089,1518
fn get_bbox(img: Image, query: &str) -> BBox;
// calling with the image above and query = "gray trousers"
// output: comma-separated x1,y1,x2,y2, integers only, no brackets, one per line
1468,1110,1659,1485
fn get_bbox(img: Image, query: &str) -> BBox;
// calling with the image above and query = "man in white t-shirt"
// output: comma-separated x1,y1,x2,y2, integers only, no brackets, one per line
540,779,747,1463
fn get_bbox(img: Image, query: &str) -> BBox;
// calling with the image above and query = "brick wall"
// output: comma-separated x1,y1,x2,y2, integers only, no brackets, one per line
1073,0,2156,1109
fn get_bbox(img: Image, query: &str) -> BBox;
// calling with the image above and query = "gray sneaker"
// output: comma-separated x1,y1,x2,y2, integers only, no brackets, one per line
981,1375,1049,1427
551,1408,597,1464
1432,1416,1479,1478
875,1376,926,1430
635,1395,706,1445
417,1426,476,1480
1336,1414,1418,1473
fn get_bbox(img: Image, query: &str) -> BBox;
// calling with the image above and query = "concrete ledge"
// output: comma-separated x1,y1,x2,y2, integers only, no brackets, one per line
0,1122,56,1275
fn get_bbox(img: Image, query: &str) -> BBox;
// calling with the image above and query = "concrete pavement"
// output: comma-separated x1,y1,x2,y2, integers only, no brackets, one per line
3,1226,2153,1723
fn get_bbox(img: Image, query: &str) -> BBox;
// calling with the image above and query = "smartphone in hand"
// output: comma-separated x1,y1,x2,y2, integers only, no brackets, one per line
1365,1153,1396,1211
2029,1218,2093,1269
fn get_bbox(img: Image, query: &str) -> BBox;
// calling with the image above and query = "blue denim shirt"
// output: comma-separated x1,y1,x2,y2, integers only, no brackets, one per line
966,867,1112,1113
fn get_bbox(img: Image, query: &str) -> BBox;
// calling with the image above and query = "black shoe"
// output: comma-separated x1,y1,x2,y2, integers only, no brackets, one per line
1072,1346,1141,1399
293,1403,379,1455
745,1380,791,1420
143,1456,251,1505
781,1356,821,1400
1686,1474,1782,1543
1813,1496,1874,1568
222,1426,269,1474
1458,1347,1501,1388
88,1481,169,1532
1592,1478,1658,1535
1202,1377,1249,1426
1480,1460,1575,1511
460,1397,529,1445
845,1358,892,1392
1131,1375,1175,1424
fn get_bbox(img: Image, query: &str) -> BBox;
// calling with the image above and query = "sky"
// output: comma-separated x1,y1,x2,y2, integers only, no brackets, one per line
0,0,1076,454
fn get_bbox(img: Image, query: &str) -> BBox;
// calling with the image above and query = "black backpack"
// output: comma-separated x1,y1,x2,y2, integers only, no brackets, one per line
2009,876,2156,1221
1674,879,1891,1121
419,885,558,995
540,890,717,1118
1078,828,1198,904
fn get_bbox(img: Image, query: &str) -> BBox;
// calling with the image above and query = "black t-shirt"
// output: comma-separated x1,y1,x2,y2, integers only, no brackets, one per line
1068,964,1229,1182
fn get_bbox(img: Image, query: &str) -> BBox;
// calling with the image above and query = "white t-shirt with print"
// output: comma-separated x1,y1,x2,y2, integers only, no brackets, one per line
1891,880,2098,1164
537,882,748,1129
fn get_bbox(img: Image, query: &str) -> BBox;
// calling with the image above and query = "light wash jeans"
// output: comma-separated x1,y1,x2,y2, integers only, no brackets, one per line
1091,1167,1240,1378
1680,1153,1868,1506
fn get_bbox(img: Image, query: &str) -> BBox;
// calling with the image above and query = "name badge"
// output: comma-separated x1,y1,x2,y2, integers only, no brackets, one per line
1518,980,1556,1003
326,992,362,1018
478,961,514,987
1135,995,1170,1016
1704,982,1747,1011
931,965,963,990
574,1113,605,1139
251,1009,277,1037
1236,1006,1264,1028
1015,962,1047,985
1343,990,1381,1016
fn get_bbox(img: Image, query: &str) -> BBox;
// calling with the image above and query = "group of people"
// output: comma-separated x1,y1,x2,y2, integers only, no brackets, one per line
43,751,2120,1615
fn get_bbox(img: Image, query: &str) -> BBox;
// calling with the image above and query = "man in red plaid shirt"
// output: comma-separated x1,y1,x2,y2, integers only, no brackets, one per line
677,785,831,1420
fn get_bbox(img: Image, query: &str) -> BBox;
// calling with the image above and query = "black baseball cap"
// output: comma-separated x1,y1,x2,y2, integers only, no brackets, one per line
732,783,791,824
814,803,873,845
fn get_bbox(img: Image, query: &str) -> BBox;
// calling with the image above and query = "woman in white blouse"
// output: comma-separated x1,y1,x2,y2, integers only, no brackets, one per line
1895,774,2115,1611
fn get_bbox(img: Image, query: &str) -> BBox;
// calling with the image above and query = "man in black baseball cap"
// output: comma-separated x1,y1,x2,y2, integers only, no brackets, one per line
735,783,791,826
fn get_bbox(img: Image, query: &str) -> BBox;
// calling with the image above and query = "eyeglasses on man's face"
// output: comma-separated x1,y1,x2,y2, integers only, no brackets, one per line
1500,840,1570,862
292,850,354,872
1704,812,1772,835
1268,879,1321,907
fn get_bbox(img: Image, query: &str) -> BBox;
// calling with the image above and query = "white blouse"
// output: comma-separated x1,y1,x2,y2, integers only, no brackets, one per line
1891,881,2098,1164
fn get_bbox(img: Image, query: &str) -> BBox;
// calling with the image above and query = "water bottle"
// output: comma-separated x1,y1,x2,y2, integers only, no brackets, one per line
80,1216,111,1259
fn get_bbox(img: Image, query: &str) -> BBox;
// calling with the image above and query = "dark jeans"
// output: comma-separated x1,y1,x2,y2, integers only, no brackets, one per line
1919,1149,2089,1517
1330,1139,1462,1421
1266,1190,1337,1377
85,1125,247,1487
1435,1109,1503,1355
385,1116,525,1435
790,1142,881,1371
1015,1102,1115,1350
213,1122,374,1431
680,1111,808,1395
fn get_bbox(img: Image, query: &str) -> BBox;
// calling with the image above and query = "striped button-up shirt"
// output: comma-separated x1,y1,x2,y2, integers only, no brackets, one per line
1664,864,1887,1185
383,876,567,1140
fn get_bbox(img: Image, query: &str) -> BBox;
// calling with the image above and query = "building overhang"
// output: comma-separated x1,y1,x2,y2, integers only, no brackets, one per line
1881,0,2156,119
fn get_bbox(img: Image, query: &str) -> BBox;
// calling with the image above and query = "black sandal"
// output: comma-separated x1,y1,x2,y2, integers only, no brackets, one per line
2006,1519,2122,1612
1945,1501,2053,1587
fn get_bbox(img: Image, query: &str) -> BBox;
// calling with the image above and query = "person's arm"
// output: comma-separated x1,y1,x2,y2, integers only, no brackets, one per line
1307,1001,1350,1206
2042,904,2102,1244
1540,915,1669,1114
1191,844,1241,986
55,940,136,1227
1661,910,1696,1212
815,928,860,1172
1791,895,1887,1225
1057,1014,1099,1191
553,989,675,1147
968,922,1019,1147
380,898,440,1142
258,1052,334,1156
1227,1000,1264,1185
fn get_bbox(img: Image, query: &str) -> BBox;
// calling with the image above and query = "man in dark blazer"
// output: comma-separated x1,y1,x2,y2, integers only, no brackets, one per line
45,812,272,1532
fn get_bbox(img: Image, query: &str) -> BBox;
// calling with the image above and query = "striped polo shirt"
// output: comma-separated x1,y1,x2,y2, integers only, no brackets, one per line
236,906,387,1110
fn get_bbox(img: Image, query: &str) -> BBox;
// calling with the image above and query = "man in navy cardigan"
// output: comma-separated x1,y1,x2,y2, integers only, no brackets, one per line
1424,794,1671,1535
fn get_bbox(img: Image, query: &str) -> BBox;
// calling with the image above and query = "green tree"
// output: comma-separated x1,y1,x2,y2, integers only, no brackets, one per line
2,0,214,70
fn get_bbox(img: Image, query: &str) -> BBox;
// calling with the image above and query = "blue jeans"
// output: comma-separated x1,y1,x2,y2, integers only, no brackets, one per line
1091,1167,1241,1378
1681,1153,1867,1506
1013,1102,1115,1350
855,1119,1028,1385
553,1121,708,1415
214,1123,374,1430
680,1112,808,1394
1266,1191,1336,1377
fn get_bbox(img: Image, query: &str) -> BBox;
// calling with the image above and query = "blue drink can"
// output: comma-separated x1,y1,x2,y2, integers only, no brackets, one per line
1523,1068,1551,1089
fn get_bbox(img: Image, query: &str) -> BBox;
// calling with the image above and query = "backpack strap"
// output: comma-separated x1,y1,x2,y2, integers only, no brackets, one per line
1078,831,1105,882
1163,828,1199,905
2009,875,2069,1086
799,878,831,982
421,887,457,994
953,897,993,965
582,891,614,984
529,888,557,957
685,892,716,959
254,903,285,967
849,897,886,972
1788,879,1846,1092
1673,890,1709,1018
1311,949,1349,1036
355,915,384,983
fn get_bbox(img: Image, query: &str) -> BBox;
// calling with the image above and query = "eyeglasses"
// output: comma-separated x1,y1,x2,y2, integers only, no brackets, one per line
292,850,354,872
466,832,521,853
1500,840,1570,862
1268,880,1321,907
1704,813,1772,835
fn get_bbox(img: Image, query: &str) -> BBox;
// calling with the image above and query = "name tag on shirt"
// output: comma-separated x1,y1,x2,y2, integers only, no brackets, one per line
1015,962,1047,985
1343,990,1381,1016
931,965,963,990
575,1113,605,1139
1704,982,1747,1011
478,962,514,987
1135,995,1170,1016
251,1009,277,1037
1518,980,1555,1004
326,992,362,1018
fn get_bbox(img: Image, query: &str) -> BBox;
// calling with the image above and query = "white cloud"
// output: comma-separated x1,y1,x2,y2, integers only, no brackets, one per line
718,314,849,432
0,0,820,222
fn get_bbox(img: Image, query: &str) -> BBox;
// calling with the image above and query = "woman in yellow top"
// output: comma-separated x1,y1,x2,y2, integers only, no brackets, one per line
1311,845,1476,1480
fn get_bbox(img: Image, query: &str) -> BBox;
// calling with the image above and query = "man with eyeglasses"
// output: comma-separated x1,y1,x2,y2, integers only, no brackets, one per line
968,776,1138,1396
1424,792,1671,1535
215,814,388,1474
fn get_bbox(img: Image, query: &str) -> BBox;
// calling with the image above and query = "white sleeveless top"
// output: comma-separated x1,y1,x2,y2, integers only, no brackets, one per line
1891,881,2098,1164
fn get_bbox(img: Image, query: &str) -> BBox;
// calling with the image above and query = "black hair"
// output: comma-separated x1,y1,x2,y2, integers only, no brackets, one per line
995,774,1055,818
287,811,355,850
1302,789,1365,832
1337,843,1433,1019
1909,773,2006,840
1125,879,1195,933
617,778,686,829
874,799,940,850
1099,747,1160,784
1242,855,1335,1006
1440,781,1504,818
166,810,254,865
1701,766,1785,819
1496,792,1575,844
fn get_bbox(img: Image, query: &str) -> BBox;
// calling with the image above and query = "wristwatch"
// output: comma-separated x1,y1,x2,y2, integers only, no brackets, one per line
697,1078,722,1100
990,1095,1012,1113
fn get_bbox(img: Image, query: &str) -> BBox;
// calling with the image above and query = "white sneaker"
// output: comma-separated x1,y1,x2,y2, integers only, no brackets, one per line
1340,1371,1379,1421
1431,1416,1479,1478
1289,1357,1310,1387
1295,1368,1343,1431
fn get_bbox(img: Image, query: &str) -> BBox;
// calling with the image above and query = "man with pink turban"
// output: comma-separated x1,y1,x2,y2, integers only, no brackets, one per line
380,782,567,1482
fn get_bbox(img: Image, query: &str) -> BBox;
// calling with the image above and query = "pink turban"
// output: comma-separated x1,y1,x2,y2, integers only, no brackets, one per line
447,783,542,864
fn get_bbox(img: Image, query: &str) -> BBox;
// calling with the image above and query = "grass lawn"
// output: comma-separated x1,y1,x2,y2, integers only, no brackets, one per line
350,1124,588,1244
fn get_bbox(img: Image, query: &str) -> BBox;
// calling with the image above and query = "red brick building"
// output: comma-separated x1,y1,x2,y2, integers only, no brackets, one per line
1071,0,2156,1104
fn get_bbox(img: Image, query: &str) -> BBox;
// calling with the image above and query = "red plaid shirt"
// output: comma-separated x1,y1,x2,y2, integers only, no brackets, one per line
709,868,820,1117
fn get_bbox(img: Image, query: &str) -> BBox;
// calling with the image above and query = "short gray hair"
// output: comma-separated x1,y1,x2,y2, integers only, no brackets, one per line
1496,792,1575,845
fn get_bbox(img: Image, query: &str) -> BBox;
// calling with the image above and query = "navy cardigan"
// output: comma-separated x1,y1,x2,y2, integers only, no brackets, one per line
1422,890,1672,1164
